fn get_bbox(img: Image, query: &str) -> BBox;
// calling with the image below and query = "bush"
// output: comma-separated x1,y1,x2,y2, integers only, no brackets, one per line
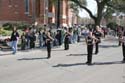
2,22,30,31
2,23,13,30
17,23,30,30
107,22,118,31
0,28,12,36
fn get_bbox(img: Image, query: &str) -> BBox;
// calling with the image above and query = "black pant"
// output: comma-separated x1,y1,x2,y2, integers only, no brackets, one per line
59,39,62,46
77,36,80,42
21,40,26,50
64,39,69,50
95,42,99,54
47,41,51,58
87,45,93,63
119,41,121,46
122,44,125,61
30,41,35,49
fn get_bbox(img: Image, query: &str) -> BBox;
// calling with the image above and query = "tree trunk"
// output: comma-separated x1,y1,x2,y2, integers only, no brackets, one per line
94,3,105,27
71,0,109,28
95,17,101,26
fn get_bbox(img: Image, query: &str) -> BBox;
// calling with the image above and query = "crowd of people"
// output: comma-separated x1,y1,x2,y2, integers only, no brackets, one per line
21,25,83,48
10,25,82,56
5,24,125,65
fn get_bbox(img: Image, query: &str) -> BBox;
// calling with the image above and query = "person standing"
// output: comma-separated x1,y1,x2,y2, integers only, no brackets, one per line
38,30,43,48
118,29,123,46
77,26,81,42
93,26,103,54
64,30,71,50
55,31,60,46
43,29,47,47
21,32,26,50
85,29,96,65
30,32,36,49
10,26,19,54
46,30,54,59
25,28,30,49
55,30,62,46
120,28,125,63
73,28,78,43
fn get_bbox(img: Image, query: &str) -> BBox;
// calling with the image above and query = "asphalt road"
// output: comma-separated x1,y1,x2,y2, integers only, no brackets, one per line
0,37,124,83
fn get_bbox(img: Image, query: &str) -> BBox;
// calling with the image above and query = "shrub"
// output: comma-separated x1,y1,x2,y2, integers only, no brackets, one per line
2,22,30,31
107,22,118,31
0,28,12,36
2,23,13,30
17,22,30,30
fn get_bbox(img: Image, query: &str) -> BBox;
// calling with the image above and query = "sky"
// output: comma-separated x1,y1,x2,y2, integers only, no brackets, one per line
79,0,97,18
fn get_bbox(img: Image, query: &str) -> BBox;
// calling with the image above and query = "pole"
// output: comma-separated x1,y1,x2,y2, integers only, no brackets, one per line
32,0,36,23
57,0,60,28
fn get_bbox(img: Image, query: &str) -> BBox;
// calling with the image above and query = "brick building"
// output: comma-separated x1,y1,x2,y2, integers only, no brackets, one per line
0,0,33,23
0,0,78,27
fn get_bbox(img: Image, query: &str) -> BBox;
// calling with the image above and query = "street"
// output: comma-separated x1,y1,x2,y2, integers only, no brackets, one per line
0,37,124,83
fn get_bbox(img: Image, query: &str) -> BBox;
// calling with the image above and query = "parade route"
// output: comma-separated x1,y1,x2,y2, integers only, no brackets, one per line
0,37,124,83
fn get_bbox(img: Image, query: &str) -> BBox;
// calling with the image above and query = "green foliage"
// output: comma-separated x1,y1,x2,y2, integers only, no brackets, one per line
103,7,115,21
49,0,57,5
107,22,118,31
0,28,12,36
2,22,30,31
71,0,125,26
1,22,29,36
107,0,125,13
70,0,86,14
2,23,13,30
16,23,30,30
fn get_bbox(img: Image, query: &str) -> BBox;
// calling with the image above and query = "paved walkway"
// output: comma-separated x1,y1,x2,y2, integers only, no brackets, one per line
0,36,124,83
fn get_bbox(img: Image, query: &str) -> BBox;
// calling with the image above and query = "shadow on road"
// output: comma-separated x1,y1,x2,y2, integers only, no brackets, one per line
53,63,86,67
0,53,12,56
18,57,47,61
99,45,119,48
52,49,64,51
67,54,87,56
53,61,123,67
93,61,123,65
19,50,30,52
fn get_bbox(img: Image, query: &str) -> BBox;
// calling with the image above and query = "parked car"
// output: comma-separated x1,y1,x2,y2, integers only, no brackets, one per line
0,36,11,50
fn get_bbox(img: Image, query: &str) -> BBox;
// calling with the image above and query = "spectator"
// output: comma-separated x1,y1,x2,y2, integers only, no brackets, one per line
10,26,19,54
30,32,36,49
21,32,26,50
38,30,43,48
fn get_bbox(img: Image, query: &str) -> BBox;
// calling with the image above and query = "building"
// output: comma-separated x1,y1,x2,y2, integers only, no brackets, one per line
112,15,125,26
0,0,33,24
0,0,78,27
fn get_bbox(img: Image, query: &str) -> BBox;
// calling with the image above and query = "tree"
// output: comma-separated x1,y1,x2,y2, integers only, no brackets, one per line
107,0,125,13
107,22,118,31
50,0,86,27
103,7,115,23
70,0,125,26
69,0,86,16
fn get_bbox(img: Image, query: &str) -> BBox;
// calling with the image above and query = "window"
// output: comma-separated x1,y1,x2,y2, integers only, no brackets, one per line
24,0,29,14
8,0,12,7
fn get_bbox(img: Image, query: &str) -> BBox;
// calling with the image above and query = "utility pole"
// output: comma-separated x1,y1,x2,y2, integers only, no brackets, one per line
57,0,60,28
32,0,36,23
